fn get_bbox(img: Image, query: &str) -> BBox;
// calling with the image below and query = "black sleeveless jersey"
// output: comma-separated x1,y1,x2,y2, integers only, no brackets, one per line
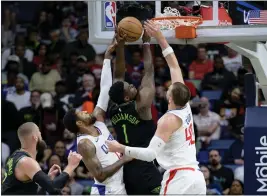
2,150,38,195
109,101,155,147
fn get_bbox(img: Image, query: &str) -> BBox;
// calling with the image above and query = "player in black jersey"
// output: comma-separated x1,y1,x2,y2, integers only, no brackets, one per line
108,30,162,195
2,122,82,195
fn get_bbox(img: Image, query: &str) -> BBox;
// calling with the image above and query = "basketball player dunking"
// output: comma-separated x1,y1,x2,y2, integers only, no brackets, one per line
108,30,162,195
2,122,82,195
63,35,132,195
107,20,206,195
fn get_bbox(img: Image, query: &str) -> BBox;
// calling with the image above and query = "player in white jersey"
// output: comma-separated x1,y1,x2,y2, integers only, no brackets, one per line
63,35,132,195
106,20,206,195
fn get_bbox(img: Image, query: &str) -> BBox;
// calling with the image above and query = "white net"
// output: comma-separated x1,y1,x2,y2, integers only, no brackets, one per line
154,7,201,30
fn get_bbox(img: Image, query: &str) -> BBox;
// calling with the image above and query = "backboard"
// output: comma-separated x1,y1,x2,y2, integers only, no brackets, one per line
88,1,267,44
87,1,267,102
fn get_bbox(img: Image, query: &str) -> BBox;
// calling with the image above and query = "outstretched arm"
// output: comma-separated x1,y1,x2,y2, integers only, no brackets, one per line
113,30,126,83
137,31,155,109
106,113,182,162
78,139,131,183
17,152,82,194
144,20,184,85
93,36,117,122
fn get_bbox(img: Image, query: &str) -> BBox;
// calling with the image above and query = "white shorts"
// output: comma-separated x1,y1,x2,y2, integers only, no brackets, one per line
91,183,127,195
160,167,206,195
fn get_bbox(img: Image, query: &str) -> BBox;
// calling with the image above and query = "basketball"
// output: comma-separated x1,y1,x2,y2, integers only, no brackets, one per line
118,17,143,42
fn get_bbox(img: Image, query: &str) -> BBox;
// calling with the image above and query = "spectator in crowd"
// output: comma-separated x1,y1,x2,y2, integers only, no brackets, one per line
155,85,168,117
30,58,61,93
2,35,34,70
26,27,40,51
189,44,213,80
225,132,244,165
2,68,17,98
32,43,48,67
62,28,96,63
18,90,41,125
222,47,243,76
47,154,62,172
193,97,221,144
40,93,65,146
229,180,244,195
54,140,68,167
2,8,16,48
154,55,170,84
127,48,143,87
66,55,89,93
72,72,96,110
63,129,77,155
200,165,223,195
60,17,78,43
215,87,245,123
54,81,72,112
201,55,236,92
47,29,66,54
209,150,234,195
6,75,31,110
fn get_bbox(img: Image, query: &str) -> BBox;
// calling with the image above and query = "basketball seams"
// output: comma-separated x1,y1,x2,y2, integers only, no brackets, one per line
118,17,143,42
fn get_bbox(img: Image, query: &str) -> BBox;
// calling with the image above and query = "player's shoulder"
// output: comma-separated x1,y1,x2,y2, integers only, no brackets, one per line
77,138,96,154
158,113,182,129
17,156,39,170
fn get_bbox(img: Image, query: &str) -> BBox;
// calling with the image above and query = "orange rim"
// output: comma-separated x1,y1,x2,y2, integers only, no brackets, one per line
151,16,203,26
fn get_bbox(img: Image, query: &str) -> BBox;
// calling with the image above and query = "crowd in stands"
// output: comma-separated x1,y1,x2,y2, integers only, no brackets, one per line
2,1,256,195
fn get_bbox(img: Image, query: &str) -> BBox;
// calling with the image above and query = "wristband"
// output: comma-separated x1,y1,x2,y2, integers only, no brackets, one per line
162,46,174,57
143,42,150,45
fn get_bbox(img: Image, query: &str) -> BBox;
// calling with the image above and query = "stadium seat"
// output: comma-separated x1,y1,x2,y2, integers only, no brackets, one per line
197,150,209,164
207,140,235,150
224,164,240,171
201,90,222,100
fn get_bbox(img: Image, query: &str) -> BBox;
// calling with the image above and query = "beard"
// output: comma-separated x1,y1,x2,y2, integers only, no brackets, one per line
36,139,47,153
211,159,219,166
88,115,97,125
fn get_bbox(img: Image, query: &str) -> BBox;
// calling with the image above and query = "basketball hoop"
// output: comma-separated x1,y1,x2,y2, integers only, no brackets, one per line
152,7,203,39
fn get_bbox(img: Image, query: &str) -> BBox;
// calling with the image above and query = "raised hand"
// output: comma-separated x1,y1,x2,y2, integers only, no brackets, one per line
105,33,118,59
142,29,151,43
105,140,124,153
67,151,82,169
48,164,61,180
144,20,163,40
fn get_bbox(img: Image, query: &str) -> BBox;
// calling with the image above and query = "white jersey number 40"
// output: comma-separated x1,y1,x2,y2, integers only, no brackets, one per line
185,123,195,145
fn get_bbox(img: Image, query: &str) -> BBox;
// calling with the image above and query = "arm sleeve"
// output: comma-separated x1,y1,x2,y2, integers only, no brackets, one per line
32,171,70,195
96,59,112,111
124,136,166,162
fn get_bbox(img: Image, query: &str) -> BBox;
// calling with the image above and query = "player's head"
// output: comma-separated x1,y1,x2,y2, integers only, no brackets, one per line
63,109,97,134
166,82,191,108
109,81,138,104
17,122,47,153
209,150,221,166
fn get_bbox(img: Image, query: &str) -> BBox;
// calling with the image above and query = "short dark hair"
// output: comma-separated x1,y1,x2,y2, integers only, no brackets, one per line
109,81,125,104
171,82,191,106
63,109,79,134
